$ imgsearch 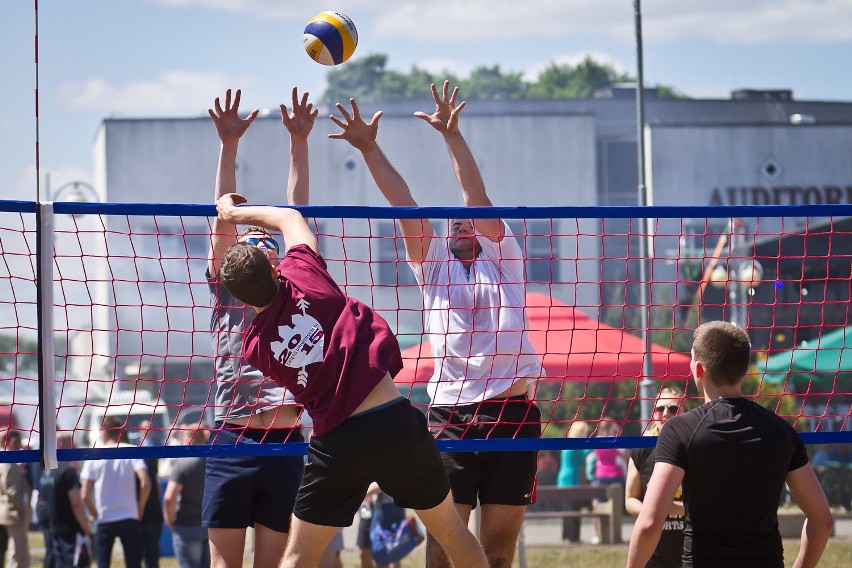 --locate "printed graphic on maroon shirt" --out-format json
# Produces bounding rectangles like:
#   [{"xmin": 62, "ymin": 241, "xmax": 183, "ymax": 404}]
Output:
[
  {"xmin": 269, "ymin": 300, "xmax": 325, "ymax": 388},
  {"xmin": 242, "ymin": 244, "xmax": 403, "ymax": 435}
]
